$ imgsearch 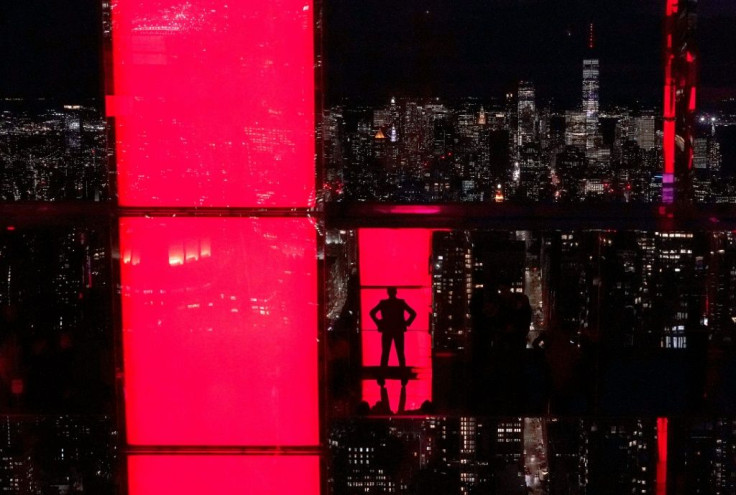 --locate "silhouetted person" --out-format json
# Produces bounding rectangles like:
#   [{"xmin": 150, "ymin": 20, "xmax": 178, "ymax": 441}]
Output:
[{"xmin": 370, "ymin": 287, "xmax": 416, "ymax": 385}]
